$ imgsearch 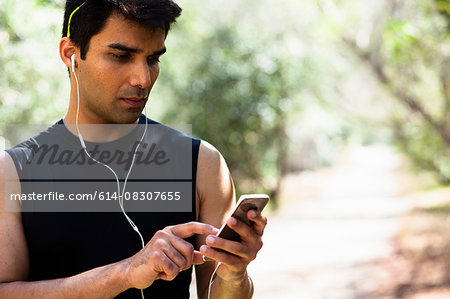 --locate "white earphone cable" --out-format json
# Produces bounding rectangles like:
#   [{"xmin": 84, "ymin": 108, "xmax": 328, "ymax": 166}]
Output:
[
  {"xmin": 72, "ymin": 56, "xmax": 146, "ymax": 298},
  {"xmin": 207, "ymin": 262, "xmax": 221, "ymax": 299}
]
